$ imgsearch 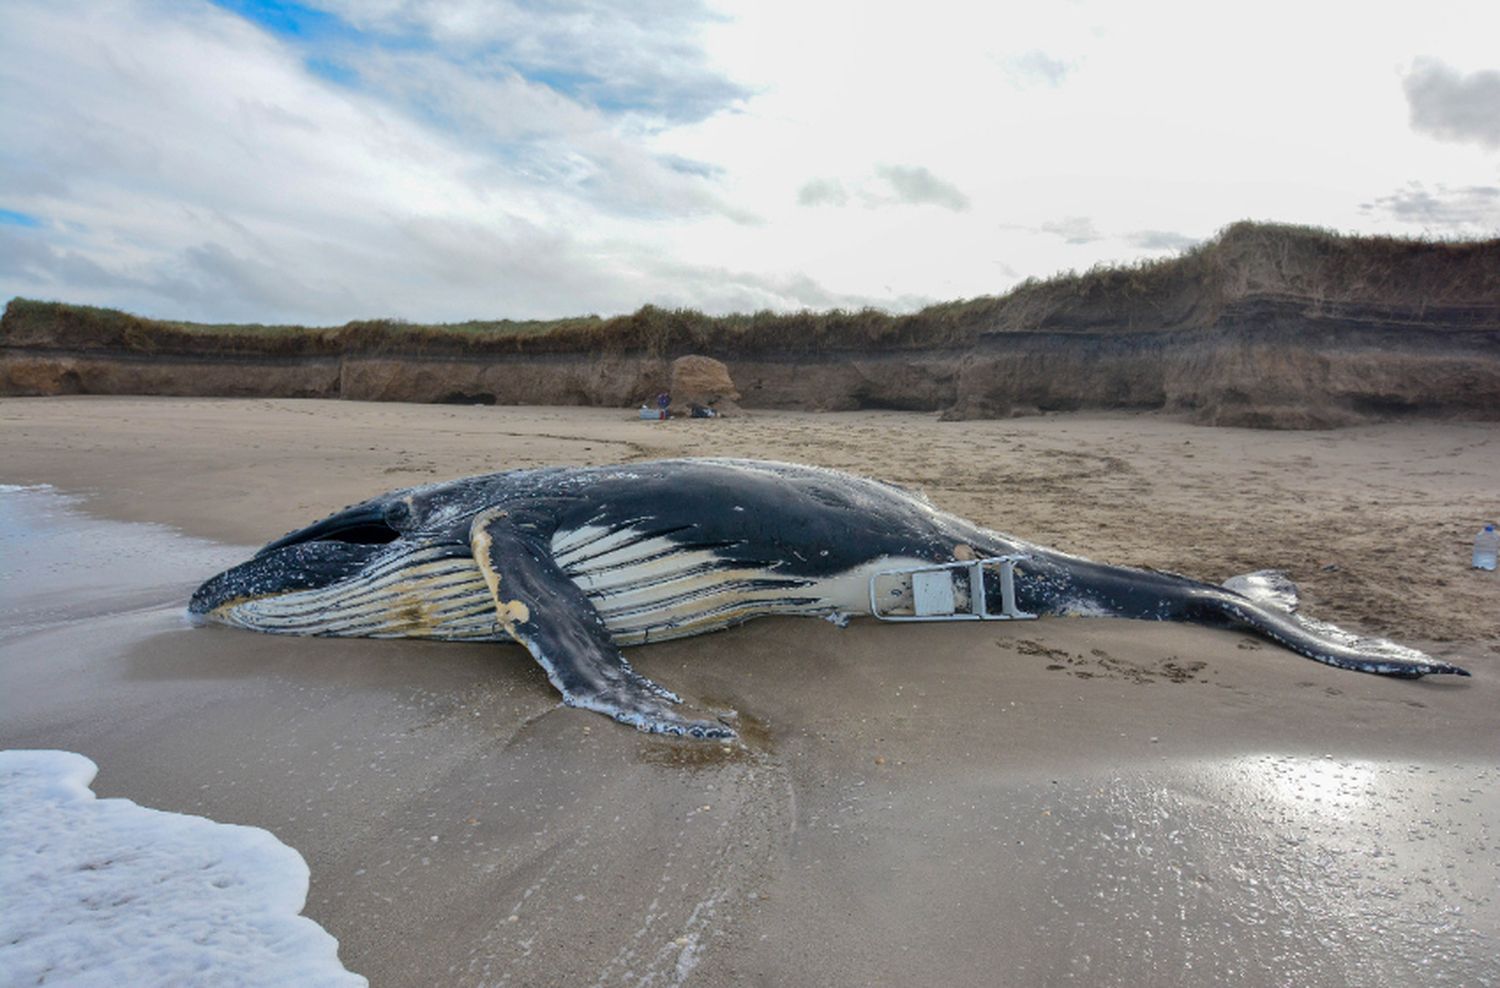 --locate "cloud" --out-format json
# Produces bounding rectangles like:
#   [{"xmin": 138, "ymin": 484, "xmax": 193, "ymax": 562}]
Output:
[
  {"xmin": 1403, "ymin": 58, "xmax": 1500, "ymax": 149},
  {"xmin": 797, "ymin": 178, "xmax": 849, "ymax": 207},
  {"xmin": 1127, "ymin": 229, "xmax": 1199, "ymax": 251},
  {"xmin": 873, "ymin": 165, "xmax": 969, "ymax": 211},
  {"xmin": 638, "ymin": 255, "xmax": 932, "ymax": 315},
  {"xmin": 1000, "ymin": 50, "xmax": 1073, "ymax": 88},
  {"xmin": 7, "ymin": 2, "xmax": 1498, "ymax": 327},
  {"xmin": 659, "ymin": 154, "xmax": 723, "ymax": 179},
  {"xmin": 0, "ymin": 227, "xmax": 135, "ymax": 293},
  {"xmin": 0, "ymin": 0, "xmax": 783, "ymax": 323},
  {"xmin": 0, "ymin": 221, "xmax": 360, "ymax": 323},
  {"xmin": 287, "ymin": 46, "xmax": 741, "ymax": 223},
  {"xmin": 796, "ymin": 167, "xmax": 968, "ymax": 211},
  {"xmin": 1039, "ymin": 217, "xmax": 1101, "ymax": 244},
  {"xmin": 304, "ymin": 0, "xmax": 749, "ymax": 124},
  {"xmin": 1, "ymin": 198, "xmax": 880, "ymax": 325},
  {"xmin": 1004, "ymin": 221, "xmax": 1196, "ymax": 252},
  {"xmin": 166, "ymin": 241, "xmax": 351, "ymax": 317},
  {"xmin": 1360, "ymin": 182, "xmax": 1500, "ymax": 230}
]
